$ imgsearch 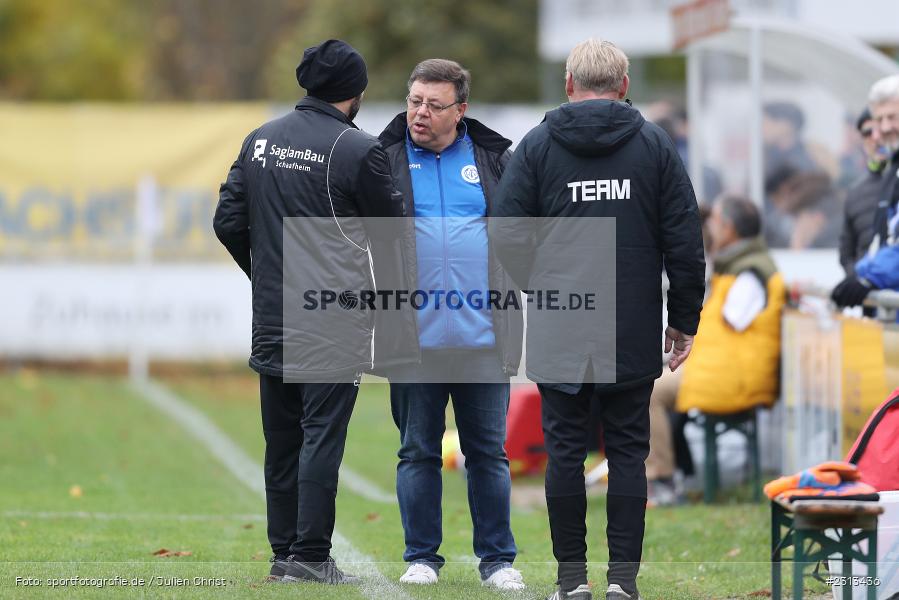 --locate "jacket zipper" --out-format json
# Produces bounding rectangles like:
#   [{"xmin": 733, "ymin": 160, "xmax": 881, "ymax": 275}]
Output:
[{"xmin": 436, "ymin": 152, "xmax": 453, "ymax": 346}]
